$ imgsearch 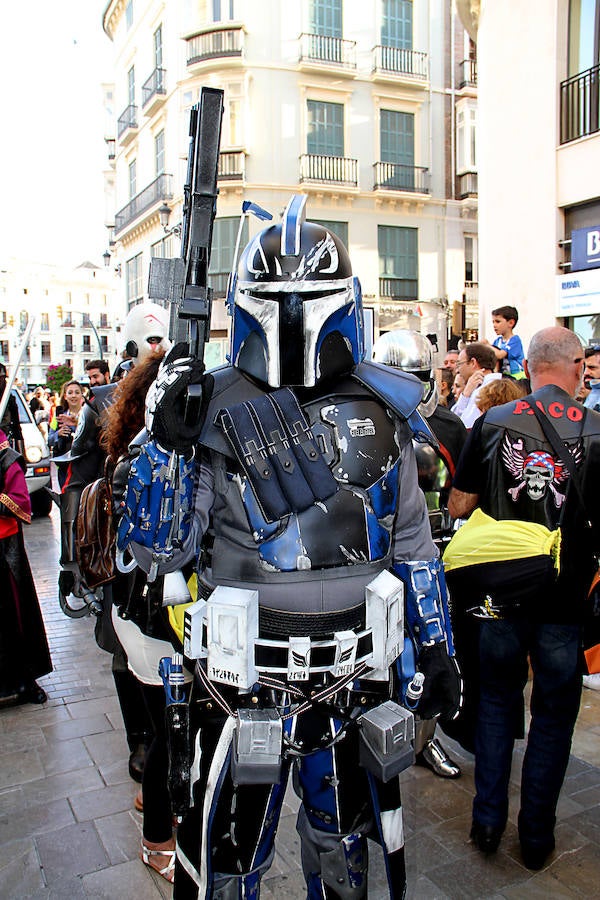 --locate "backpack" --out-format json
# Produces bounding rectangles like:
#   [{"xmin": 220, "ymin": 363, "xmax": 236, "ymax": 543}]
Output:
[{"xmin": 75, "ymin": 468, "xmax": 116, "ymax": 589}]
